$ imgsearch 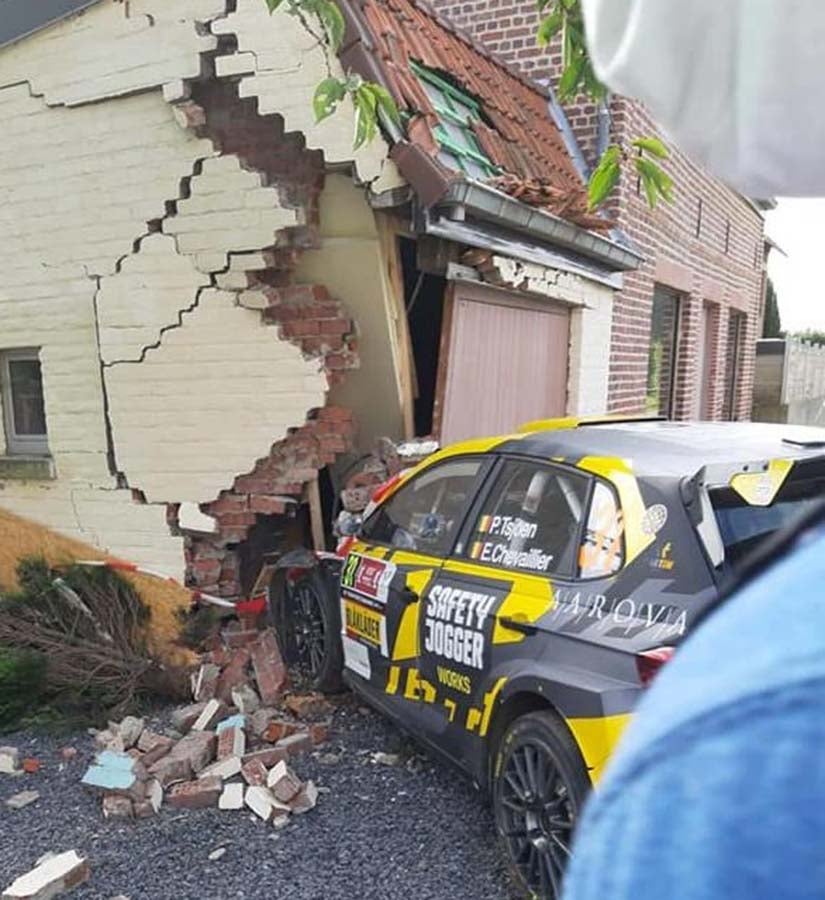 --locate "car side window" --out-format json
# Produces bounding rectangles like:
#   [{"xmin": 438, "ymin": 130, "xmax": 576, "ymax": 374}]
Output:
[
  {"xmin": 578, "ymin": 480, "xmax": 624, "ymax": 579},
  {"xmin": 360, "ymin": 457, "xmax": 484, "ymax": 557},
  {"xmin": 461, "ymin": 459, "xmax": 589, "ymax": 576}
]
